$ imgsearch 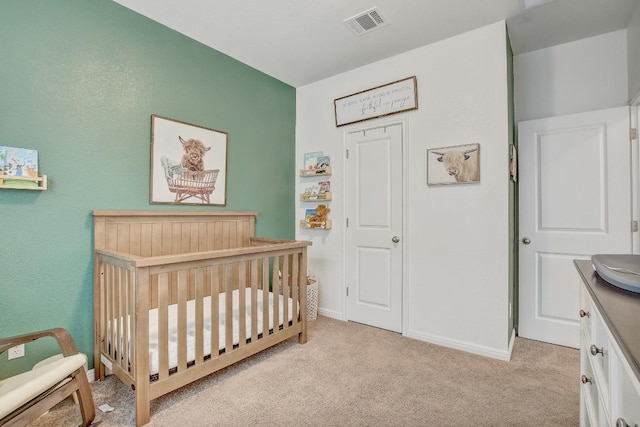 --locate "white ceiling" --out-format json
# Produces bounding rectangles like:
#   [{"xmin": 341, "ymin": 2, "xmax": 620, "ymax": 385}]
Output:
[{"xmin": 112, "ymin": 0, "xmax": 639, "ymax": 88}]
